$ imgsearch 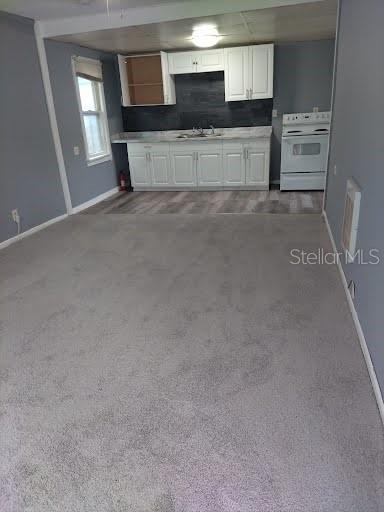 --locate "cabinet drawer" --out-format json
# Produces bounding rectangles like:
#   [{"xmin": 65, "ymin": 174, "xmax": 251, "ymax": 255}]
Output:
[{"xmin": 127, "ymin": 142, "xmax": 169, "ymax": 156}]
